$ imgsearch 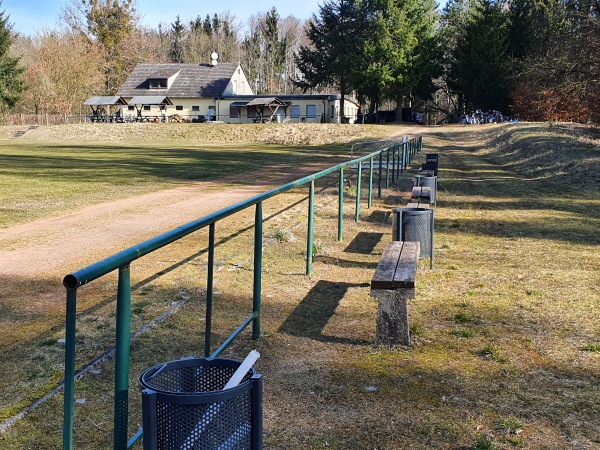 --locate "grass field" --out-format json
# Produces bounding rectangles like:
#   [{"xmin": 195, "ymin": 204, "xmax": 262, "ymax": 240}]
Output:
[
  {"xmin": 0, "ymin": 122, "xmax": 599, "ymax": 449},
  {"xmin": 0, "ymin": 141, "xmax": 340, "ymax": 228}
]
